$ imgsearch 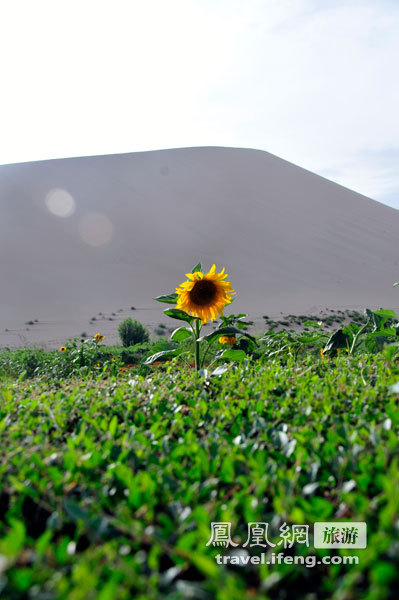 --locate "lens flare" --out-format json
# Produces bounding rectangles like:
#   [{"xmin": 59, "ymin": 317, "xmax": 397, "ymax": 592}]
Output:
[
  {"xmin": 45, "ymin": 188, "xmax": 75, "ymax": 217},
  {"xmin": 78, "ymin": 212, "xmax": 114, "ymax": 247}
]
